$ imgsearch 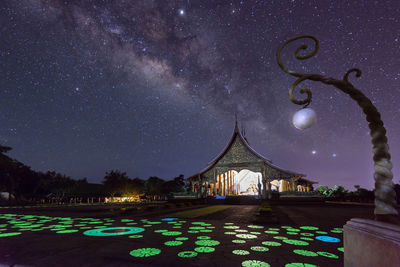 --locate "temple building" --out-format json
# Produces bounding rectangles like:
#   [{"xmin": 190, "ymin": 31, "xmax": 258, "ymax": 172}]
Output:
[{"xmin": 187, "ymin": 121, "xmax": 317, "ymax": 198}]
